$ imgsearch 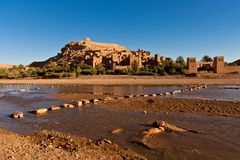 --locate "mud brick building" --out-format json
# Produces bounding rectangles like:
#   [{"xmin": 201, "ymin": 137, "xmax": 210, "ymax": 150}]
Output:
[{"xmin": 30, "ymin": 38, "xmax": 165, "ymax": 70}]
